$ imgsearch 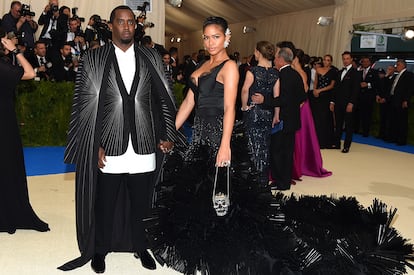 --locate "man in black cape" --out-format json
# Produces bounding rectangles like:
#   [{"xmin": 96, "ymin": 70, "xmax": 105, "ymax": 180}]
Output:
[{"xmin": 58, "ymin": 5, "xmax": 184, "ymax": 273}]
